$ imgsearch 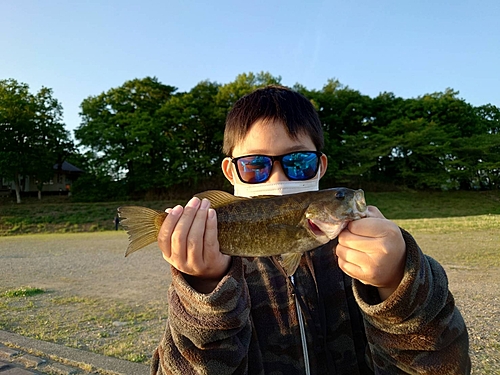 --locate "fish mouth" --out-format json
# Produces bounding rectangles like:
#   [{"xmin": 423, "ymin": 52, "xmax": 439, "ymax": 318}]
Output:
[
  {"xmin": 308, "ymin": 218, "xmax": 349, "ymax": 240},
  {"xmin": 308, "ymin": 219, "xmax": 326, "ymax": 236}
]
